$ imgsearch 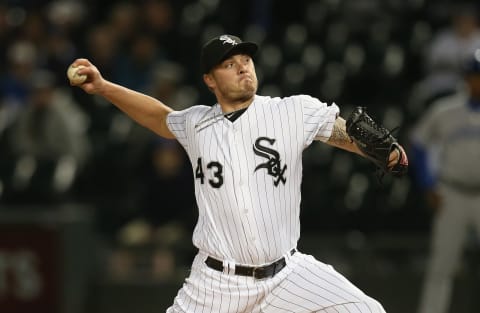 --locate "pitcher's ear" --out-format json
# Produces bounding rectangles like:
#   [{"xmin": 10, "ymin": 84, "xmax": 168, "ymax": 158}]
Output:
[{"xmin": 203, "ymin": 73, "xmax": 215, "ymax": 89}]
